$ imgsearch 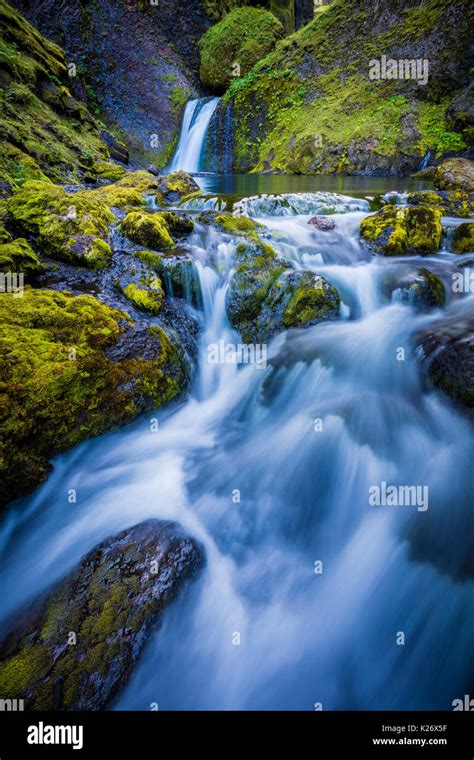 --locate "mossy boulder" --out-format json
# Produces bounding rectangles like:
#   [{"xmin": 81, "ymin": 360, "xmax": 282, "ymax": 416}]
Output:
[
  {"xmin": 0, "ymin": 520, "xmax": 204, "ymax": 709},
  {"xmin": 360, "ymin": 206, "xmax": 442, "ymax": 256},
  {"xmin": 382, "ymin": 267, "xmax": 445, "ymax": 311},
  {"xmin": 451, "ymin": 222, "xmax": 474, "ymax": 254},
  {"xmin": 434, "ymin": 158, "xmax": 474, "ymax": 193},
  {"xmin": 226, "ymin": 239, "xmax": 286, "ymax": 342},
  {"xmin": 199, "ymin": 7, "xmax": 283, "ymax": 92},
  {"xmin": 135, "ymin": 251, "xmax": 201, "ymax": 307},
  {"xmin": 156, "ymin": 171, "xmax": 200, "ymax": 206},
  {"xmin": 7, "ymin": 181, "xmax": 115, "ymax": 269},
  {"xmin": 158, "ymin": 210, "xmax": 194, "ymax": 237},
  {"xmin": 120, "ymin": 210, "xmax": 174, "ymax": 251},
  {"xmin": 406, "ymin": 190, "xmax": 474, "ymax": 219},
  {"xmin": 0, "ymin": 288, "xmax": 186, "ymax": 505},
  {"xmin": 226, "ymin": 239, "xmax": 340, "ymax": 342},
  {"xmin": 0, "ymin": 237, "xmax": 43, "ymax": 275}
]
